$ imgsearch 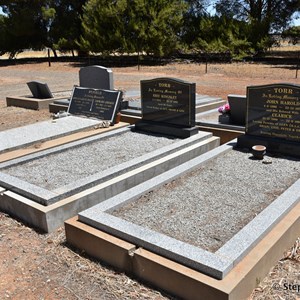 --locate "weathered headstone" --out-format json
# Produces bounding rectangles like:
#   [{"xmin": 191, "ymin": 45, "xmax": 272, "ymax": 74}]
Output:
[
  {"xmin": 68, "ymin": 86, "xmax": 122, "ymax": 124},
  {"xmin": 237, "ymin": 83, "xmax": 300, "ymax": 156},
  {"xmin": 79, "ymin": 65, "xmax": 114, "ymax": 90},
  {"xmin": 27, "ymin": 81, "xmax": 53, "ymax": 99},
  {"xmin": 135, "ymin": 77, "xmax": 198, "ymax": 138}
]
